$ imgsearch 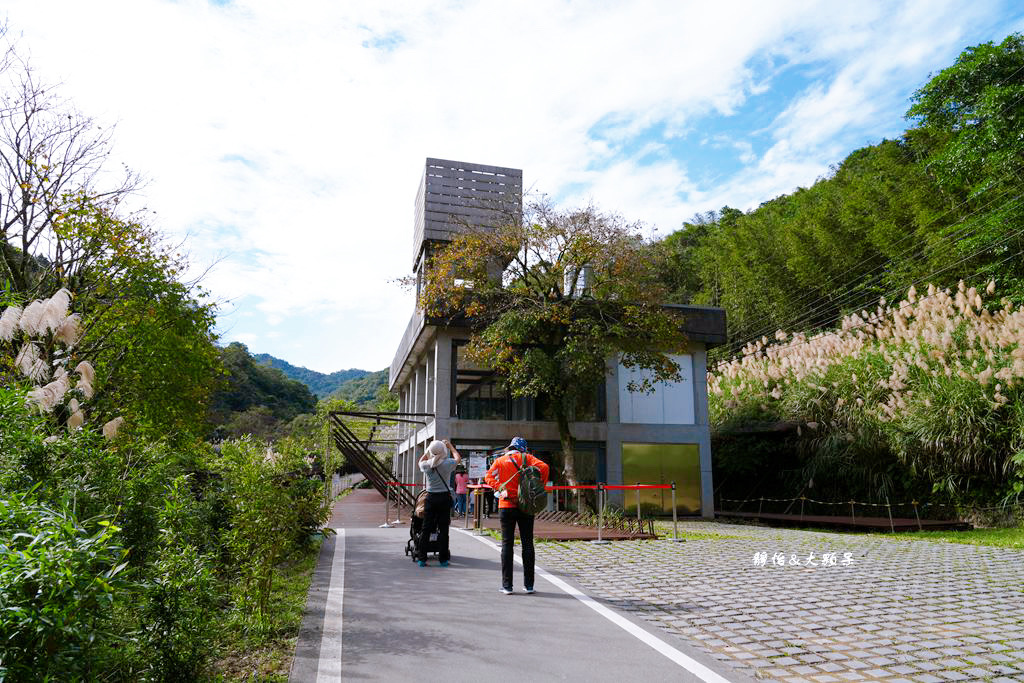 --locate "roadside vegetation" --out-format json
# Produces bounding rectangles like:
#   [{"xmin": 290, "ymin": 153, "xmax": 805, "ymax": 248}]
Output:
[
  {"xmin": 0, "ymin": 29, "xmax": 381, "ymax": 680},
  {"xmin": 652, "ymin": 34, "xmax": 1024, "ymax": 519}
]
